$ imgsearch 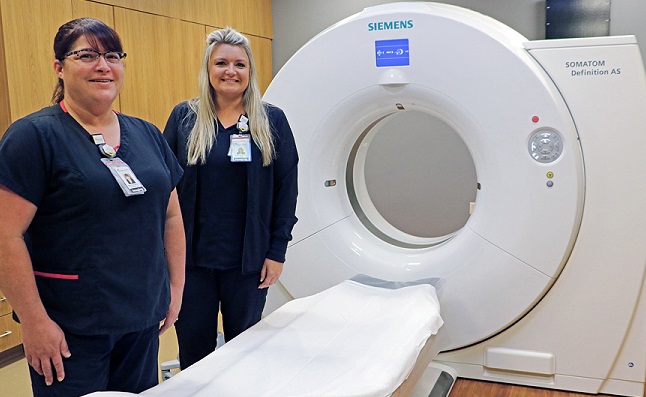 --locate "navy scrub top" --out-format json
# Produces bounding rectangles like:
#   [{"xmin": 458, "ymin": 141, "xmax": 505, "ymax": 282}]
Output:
[
  {"xmin": 194, "ymin": 120, "xmax": 247, "ymax": 270},
  {"xmin": 164, "ymin": 101, "xmax": 299, "ymax": 274},
  {"xmin": 0, "ymin": 104, "xmax": 183, "ymax": 335}
]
